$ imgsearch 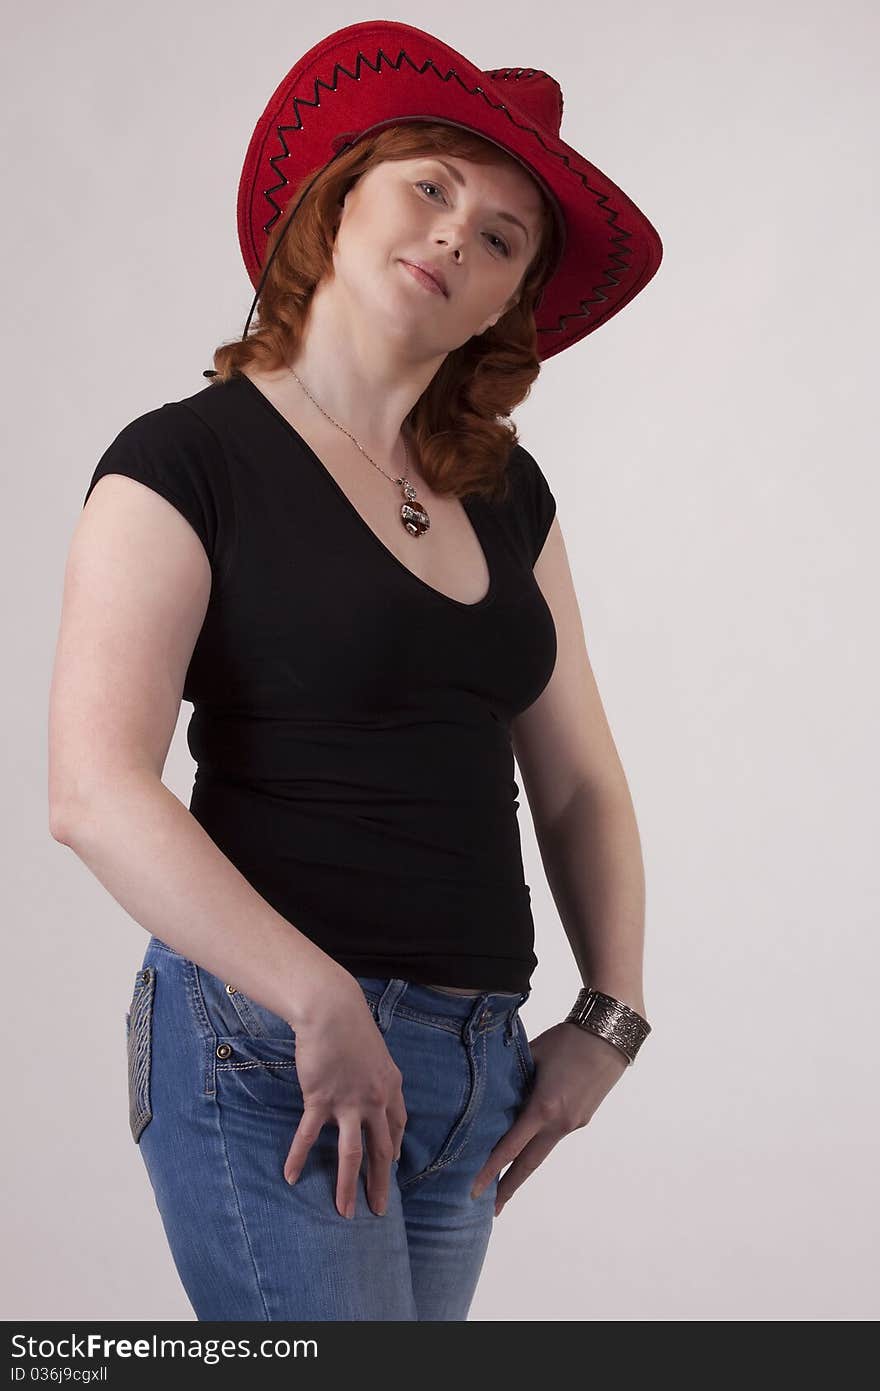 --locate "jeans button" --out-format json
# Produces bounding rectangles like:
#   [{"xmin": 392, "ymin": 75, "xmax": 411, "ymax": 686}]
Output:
[{"xmin": 216, "ymin": 1043, "xmax": 233, "ymax": 1059}]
